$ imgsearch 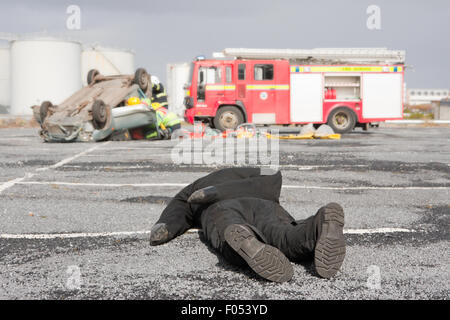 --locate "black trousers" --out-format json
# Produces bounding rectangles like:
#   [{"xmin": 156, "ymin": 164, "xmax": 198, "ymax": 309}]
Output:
[
  {"xmin": 153, "ymin": 168, "xmax": 322, "ymax": 264},
  {"xmin": 201, "ymin": 197, "xmax": 323, "ymax": 265}
]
